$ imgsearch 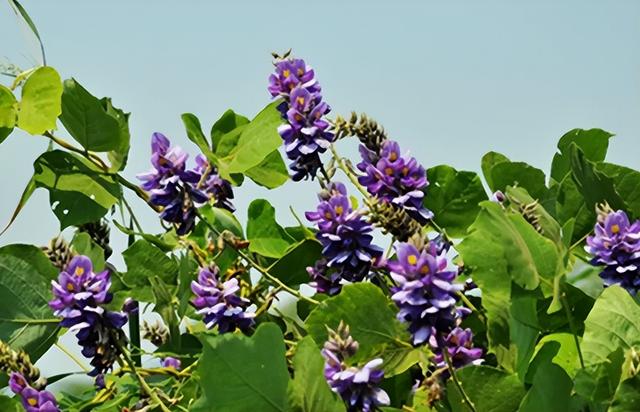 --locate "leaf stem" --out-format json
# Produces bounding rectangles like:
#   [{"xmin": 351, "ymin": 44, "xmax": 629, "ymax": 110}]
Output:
[
  {"xmin": 438, "ymin": 334, "xmax": 477, "ymax": 412},
  {"xmin": 560, "ymin": 290, "xmax": 585, "ymax": 369},
  {"xmin": 55, "ymin": 342, "xmax": 89, "ymax": 373},
  {"xmin": 329, "ymin": 144, "xmax": 369, "ymax": 198}
]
